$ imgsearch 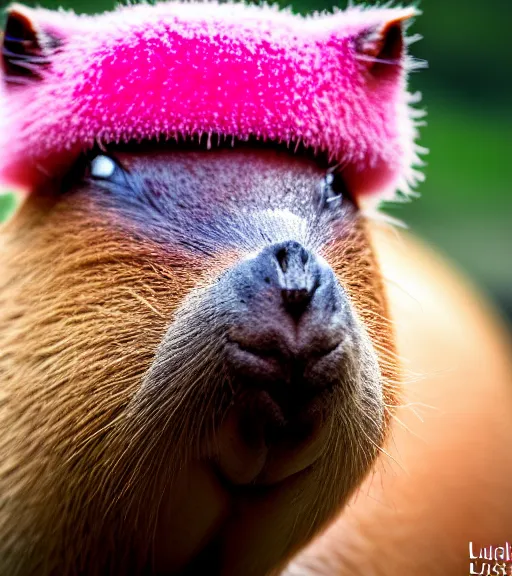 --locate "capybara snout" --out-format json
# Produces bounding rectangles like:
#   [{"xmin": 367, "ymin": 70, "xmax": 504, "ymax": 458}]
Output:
[
  {"xmin": 215, "ymin": 239, "xmax": 357, "ymax": 479},
  {"xmin": 213, "ymin": 241, "xmax": 377, "ymax": 495}
]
